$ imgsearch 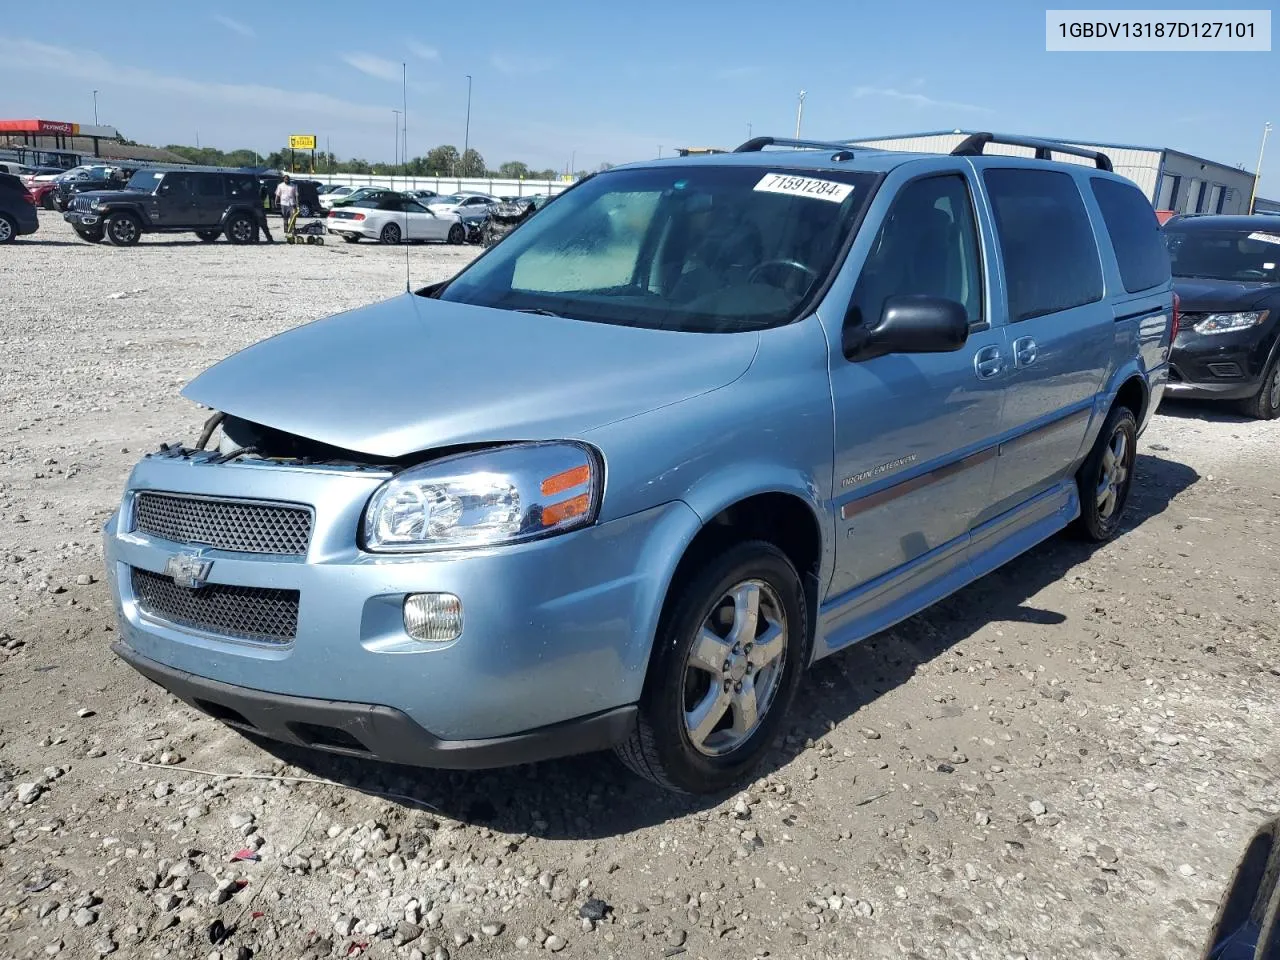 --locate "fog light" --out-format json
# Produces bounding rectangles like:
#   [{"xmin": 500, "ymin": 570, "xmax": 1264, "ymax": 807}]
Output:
[{"xmin": 403, "ymin": 593, "xmax": 463, "ymax": 642}]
